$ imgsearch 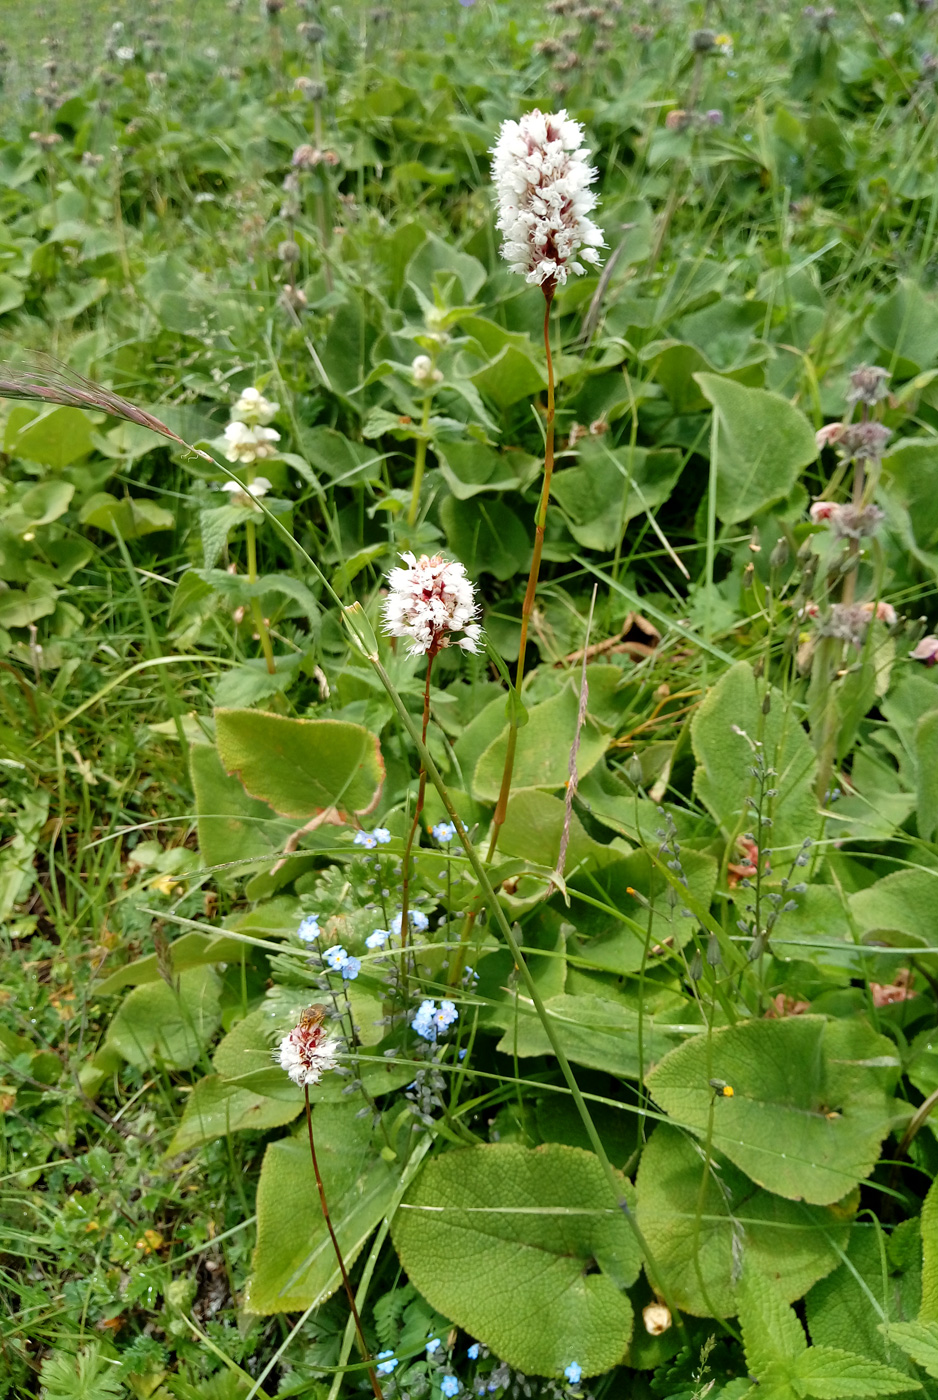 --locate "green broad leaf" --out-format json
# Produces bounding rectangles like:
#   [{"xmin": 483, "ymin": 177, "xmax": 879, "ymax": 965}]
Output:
[
  {"xmin": 550, "ymin": 440, "xmax": 683, "ymax": 551},
  {"xmin": 213, "ymin": 655, "xmax": 304, "ymax": 709},
  {"xmin": 297, "ymin": 426, "xmax": 383, "ymax": 484},
  {"xmin": 246, "ymin": 1104, "xmax": 400, "ymax": 1314},
  {"xmin": 199, "ymin": 504, "xmax": 251, "ymax": 569},
  {"xmin": 646, "ymin": 1016, "xmax": 903, "ymax": 1205},
  {"xmin": 214, "ymin": 709, "xmax": 384, "ymax": 821},
  {"xmin": 791, "ymin": 1347, "xmax": 919, "ymax": 1397},
  {"xmin": 193, "ymin": 570, "xmax": 318, "ymax": 626},
  {"xmin": 806, "ymin": 1223, "xmax": 921, "ymax": 1369},
  {"xmin": 106, "ymin": 966, "xmax": 221, "ymax": 1071},
  {"xmin": 494, "ymin": 992, "xmax": 679, "ymax": 1079},
  {"xmin": 6, "ymin": 405, "xmax": 96, "ymax": 467},
  {"xmin": 921, "ymin": 1176, "xmax": 938, "ymax": 1324},
  {"xmin": 190, "ymin": 742, "xmax": 291, "ymax": 876},
  {"xmin": 167, "ymin": 1074, "xmax": 303, "ymax": 1154},
  {"xmin": 634, "ymin": 1124, "xmax": 854, "ymax": 1318},
  {"xmin": 436, "ymin": 439, "xmax": 536, "ymax": 500},
  {"xmin": 850, "ymin": 870, "xmax": 938, "ymax": 957},
  {"xmin": 882, "ymin": 440, "xmax": 938, "ymax": 558},
  {"xmin": 868, "ymin": 281, "xmax": 938, "ymax": 377},
  {"xmin": 469, "ymin": 344, "xmax": 547, "ymax": 409},
  {"xmin": 497, "ymin": 789, "xmax": 610, "ymax": 873},
  {"xmin": 737, "ymin": 1269, "xmax": 807, "ymax": 1376},
  {"xmin": 79, "ymin": 492, "xmax": 175, "ymax": 539},
  {"xmin": 568, "ymin": 845, "xmax": 717, "ymax": 975},
  {"xmin": 882, "ymin": 1322, "xmax": 938, "ymax": 1378},
  {"xmin": 94, "ymin": 930, "xmax": 249, "ymax": 995},
  {"xmin": 391, "ymin": 1142, "xmax": 640, "ymax": 1377},
  {"xmin": 0, "ymin": 272, "xmax": 24, "ymax": 315},
  {"xmin": 3, "ymin": 478, "xmax": 74, "ymax": 532},
  {"xmin": 695, "ymin": 374, "xmax": 818, "ymax": 523},
  {"xmin": 0, "ymin": 582, "xmax": 58, "ymax": 629},
  {"xmin": 440, "ymin": 492, "xmax": 531, "ymax": 581},
  {"xmin": 332, "ymin": 542, "xmax": 387, "ymax": 592},
  {"xmin": 691, "ymin": 660, "xmax": 819, "ymax": 852},
  {"xmin": 473, "ymin": 682, "xmax": 610, "ymax": 802},
  {"xmin": 916, "ymin": 712, "xmax": 938, "ymax": 842},
  {"xmin": 406, "ymin": 231, "xmax": 487, "ymax": 302}
]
